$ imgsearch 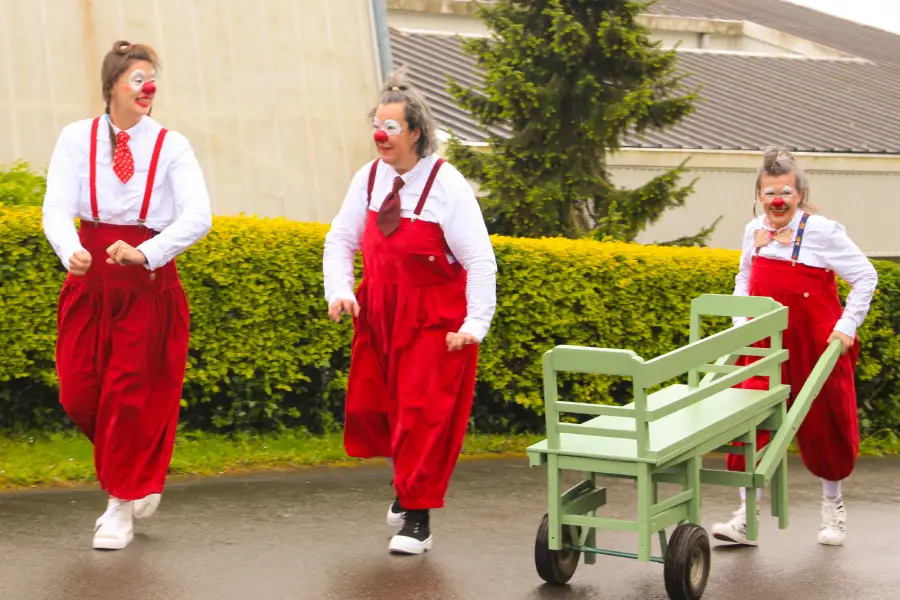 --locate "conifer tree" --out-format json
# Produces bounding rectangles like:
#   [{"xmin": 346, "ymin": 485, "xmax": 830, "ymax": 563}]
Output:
[{"xmin": 446, "ymin": 0, "xmax": 719, "ymax": 244}]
